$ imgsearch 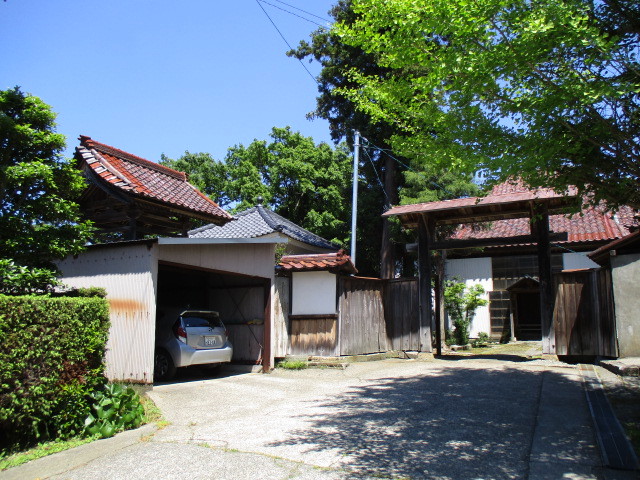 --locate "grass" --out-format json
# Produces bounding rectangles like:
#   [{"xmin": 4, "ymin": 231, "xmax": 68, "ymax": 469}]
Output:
[
  {"xmin": 0, "ymin": 391, "xmax": 166, "ymax": 471},
  {"xmin": 0, "ymin": 436, "xmax": 97, "ymax": 471},
  {"xmin": 276, "ymin": 360, "xmax": 308, "ymax": 370}
]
